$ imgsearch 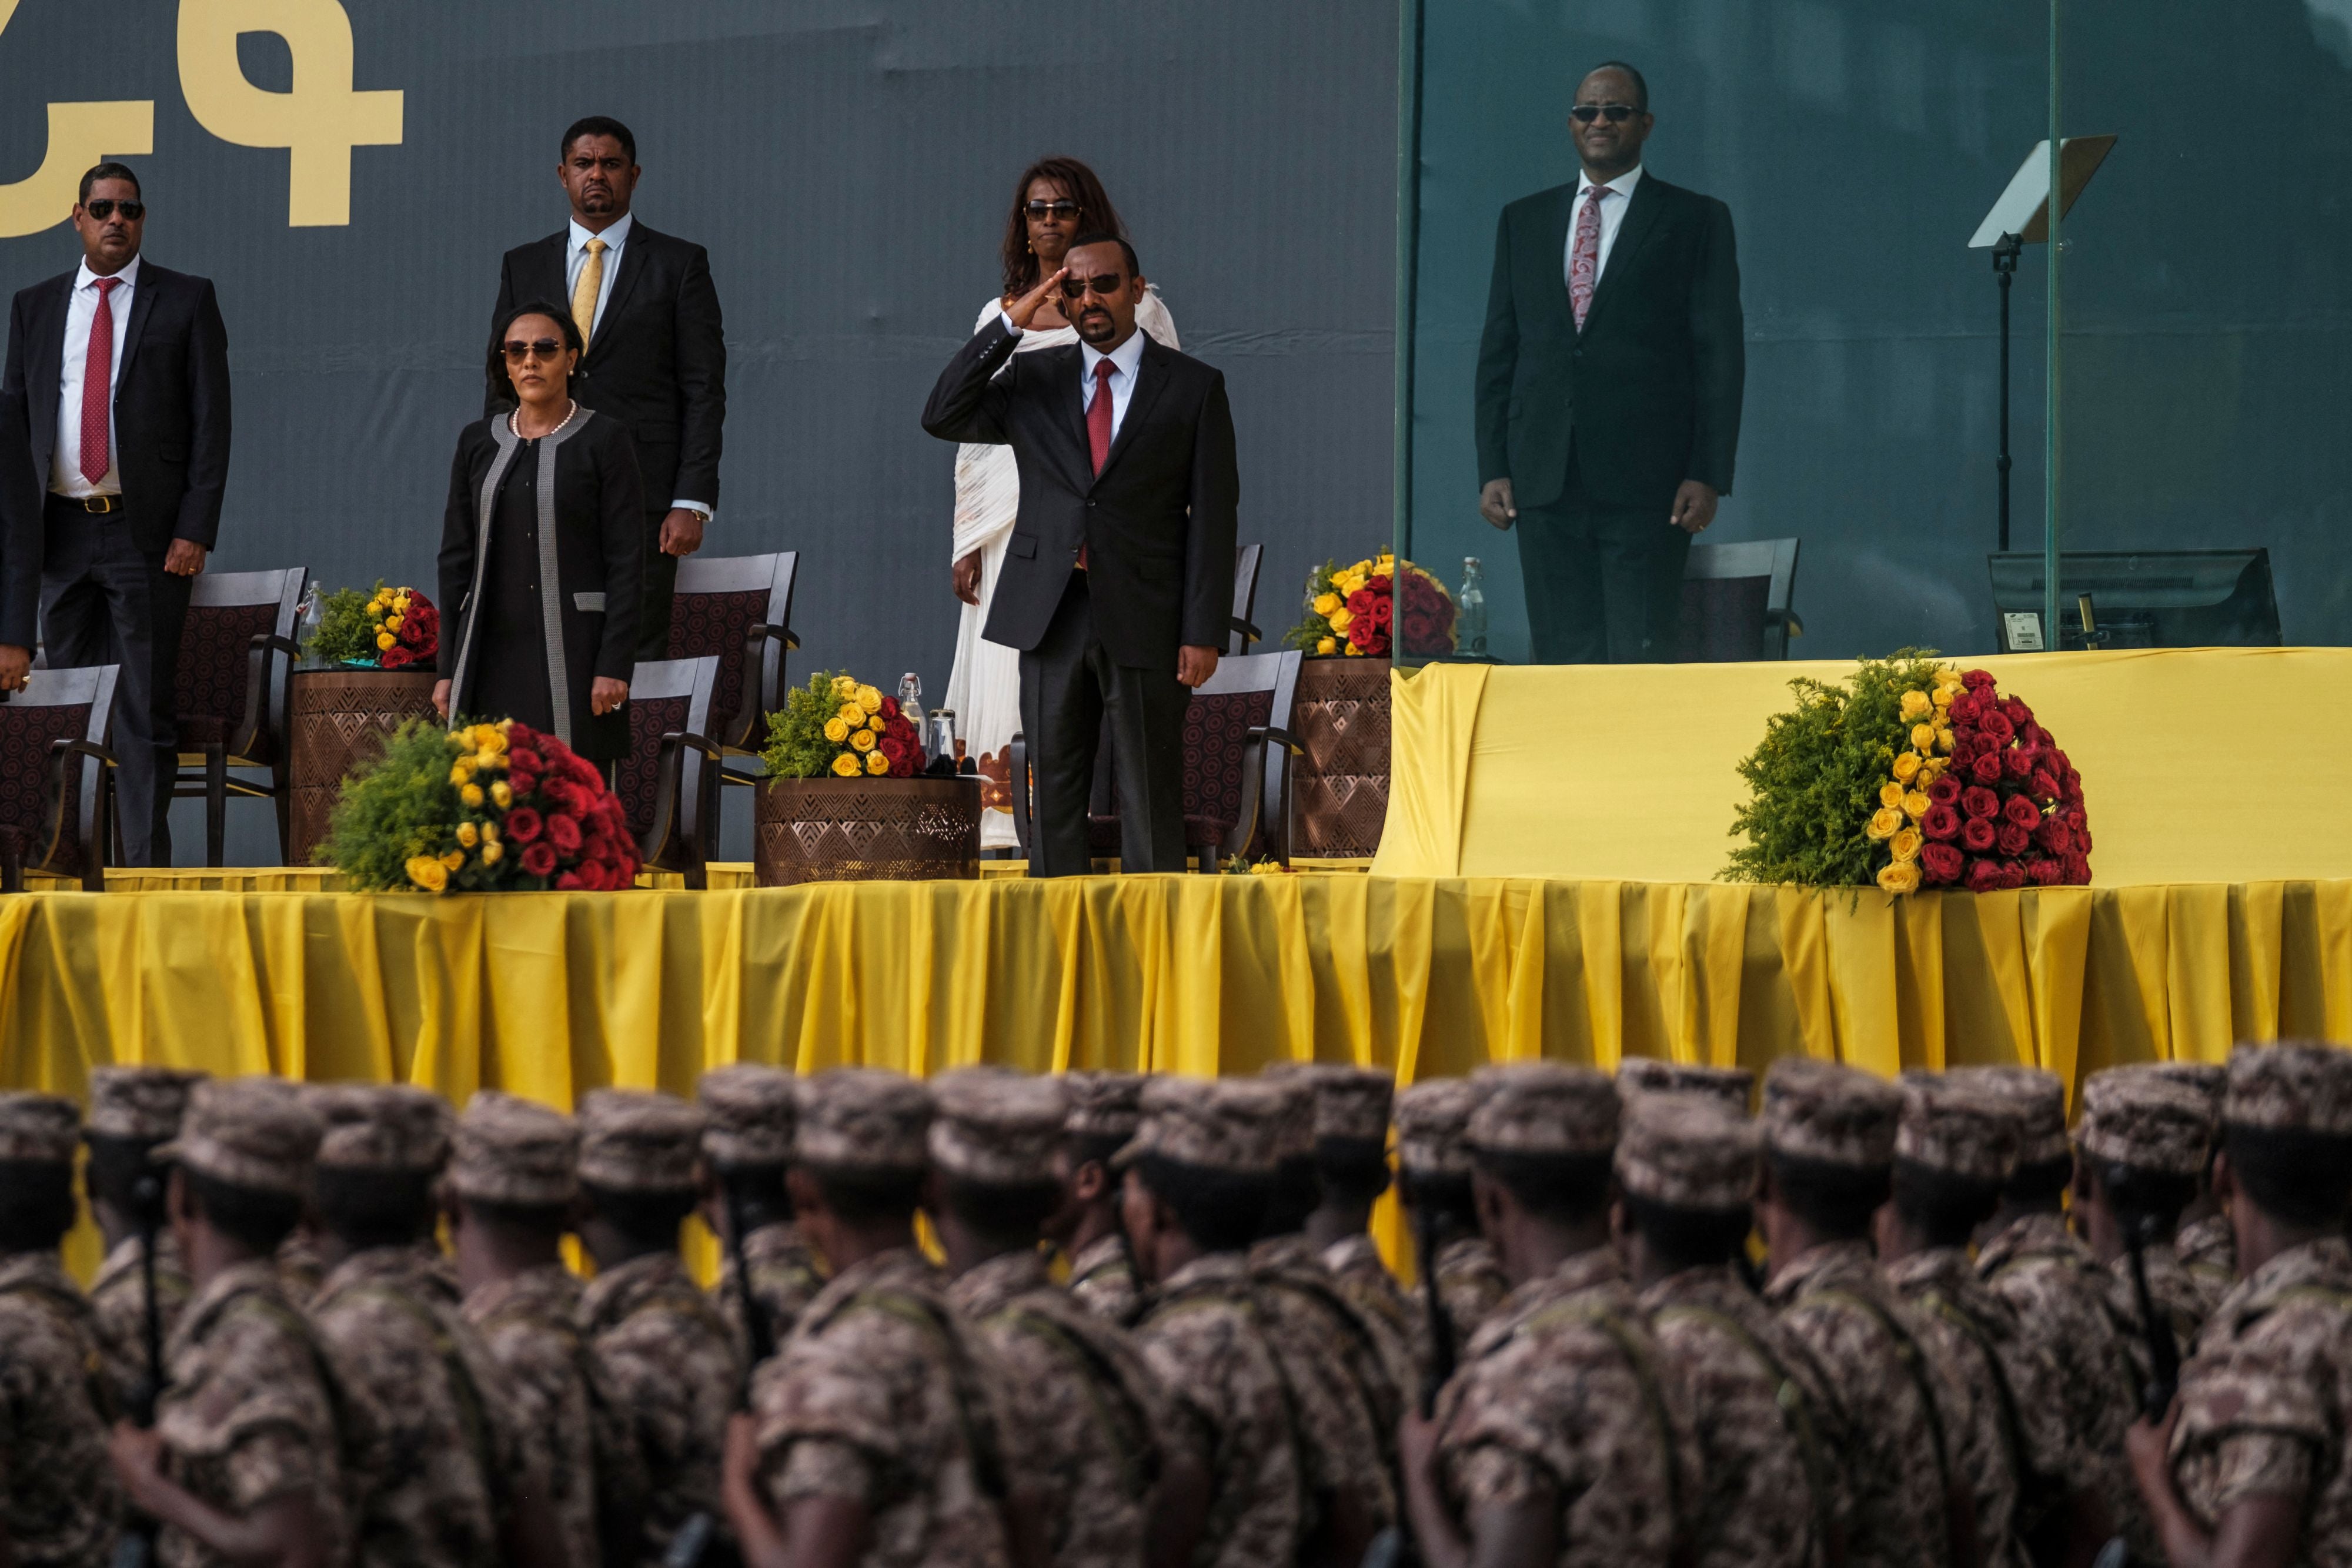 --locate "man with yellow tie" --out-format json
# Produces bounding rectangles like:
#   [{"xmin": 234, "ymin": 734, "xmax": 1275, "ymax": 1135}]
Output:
[{"xmin": 486, "ymin": 116, "xmax": 727, "ymax": 658}]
